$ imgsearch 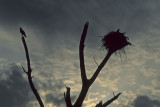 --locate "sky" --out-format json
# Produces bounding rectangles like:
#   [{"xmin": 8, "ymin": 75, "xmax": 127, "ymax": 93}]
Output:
[{"xmin": 0, "ymin": 0, "xmax": 160, "ymax": 107}]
